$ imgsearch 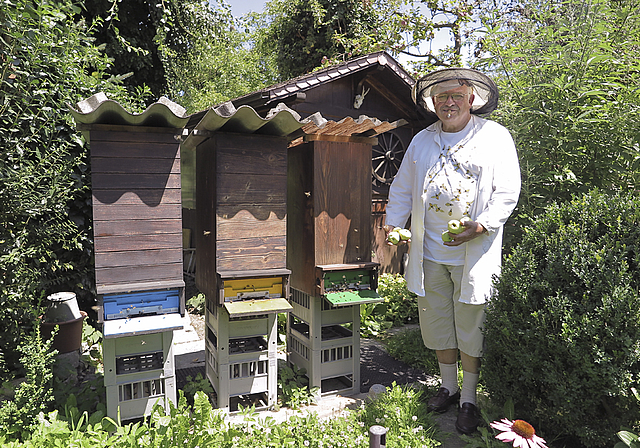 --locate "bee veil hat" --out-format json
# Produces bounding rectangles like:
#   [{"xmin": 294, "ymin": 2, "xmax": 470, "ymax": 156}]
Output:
[{"xmin": 412, "ymin": 67, "xmax": 499, "ymax": 115}]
